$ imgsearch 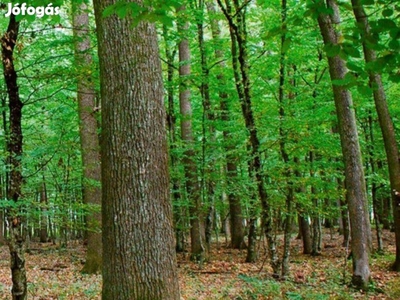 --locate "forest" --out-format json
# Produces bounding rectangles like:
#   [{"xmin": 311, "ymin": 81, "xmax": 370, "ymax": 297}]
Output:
[{"xmin": 0, "ymin": 0, "xmax": 399, "ymax": 299}]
